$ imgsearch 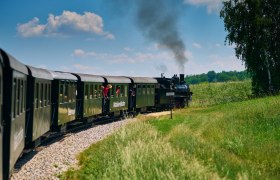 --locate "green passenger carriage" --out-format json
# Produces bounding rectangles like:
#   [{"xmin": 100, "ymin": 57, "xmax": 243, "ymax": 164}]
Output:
[
  {"xmin": 1, "ymin": 49, "xmax": 28, "ymax": 180},
  {"xmin": 102, "ymin": 76, "xmax": 130, "ymax": 116},
  {"xmin": 127, "ymin": 77, "xmax": 157, "ymax": 112},
  {"xmin": 48, "ymin": 71, "xmax": 77, "ymax": 130},
  {"xmin": 73, "ymin": 73, "xmax": 104, "ymax": 120},
  {"xmin": 25, "ymin": 66, "xmax": 53, "ymax": 147}
]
